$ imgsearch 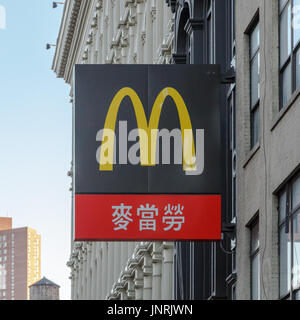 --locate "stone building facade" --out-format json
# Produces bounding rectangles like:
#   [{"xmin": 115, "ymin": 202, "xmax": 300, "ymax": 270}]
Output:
[
  {"xmin": 53, "ymin": 0, "xmax": 176, "ymax": 300},
  {"xmin": 53, "ymin": 0, "xmax": 300, "ymax": 300}
]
